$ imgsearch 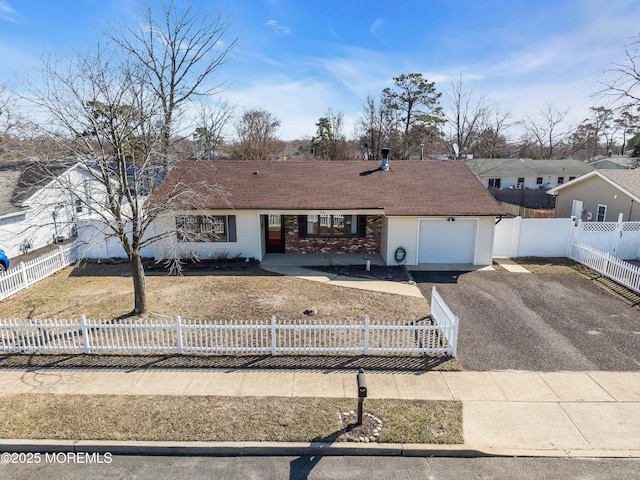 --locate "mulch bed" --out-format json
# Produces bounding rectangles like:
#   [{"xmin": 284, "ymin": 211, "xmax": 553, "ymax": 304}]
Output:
[{"xmin": 308, "ymin": 265, "xmax": 413, "ymax": 283}]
